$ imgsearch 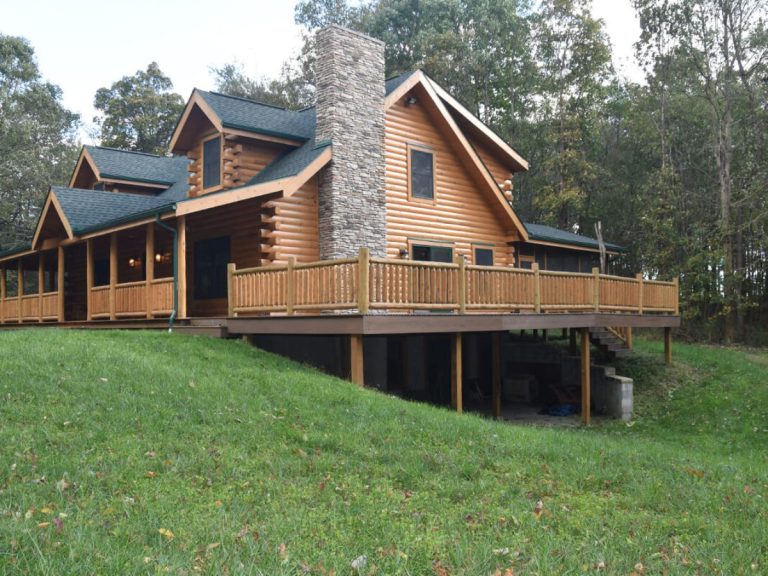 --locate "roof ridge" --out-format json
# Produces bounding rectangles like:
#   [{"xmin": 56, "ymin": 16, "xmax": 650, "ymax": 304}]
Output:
[
  {"xmin": 86, "ymin": 145, "xmax": 174, "ymax": 159},
  {"xmin": 52, "ymin": 185, "xmax": 169, "ymax": 201},
  {"xmin": 203, "ymin": 89, "xmax": 293, "ymax": 111}
]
